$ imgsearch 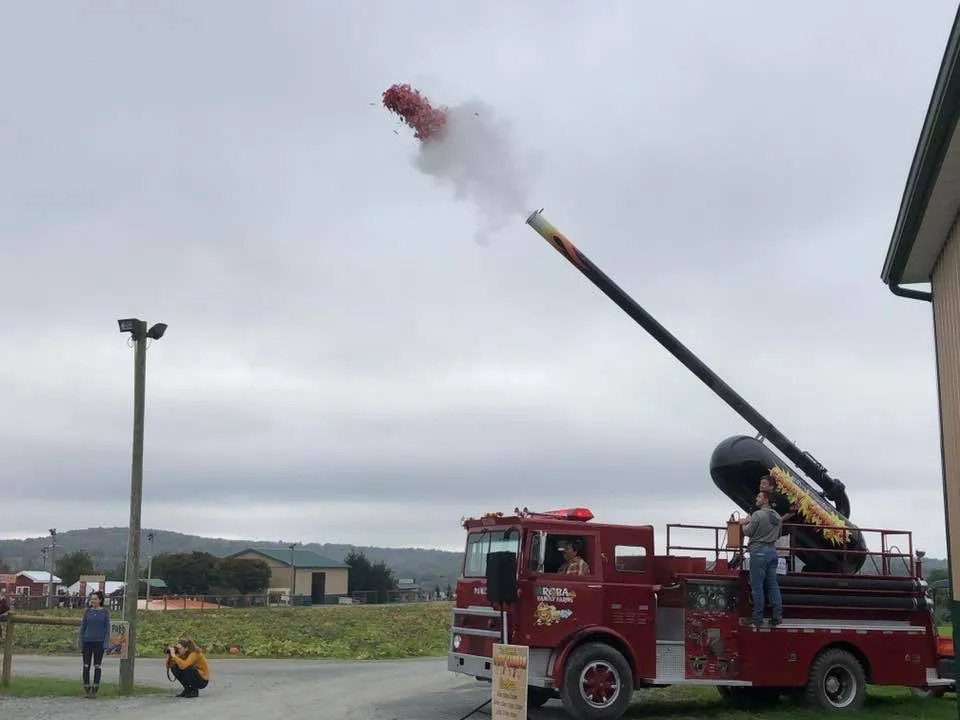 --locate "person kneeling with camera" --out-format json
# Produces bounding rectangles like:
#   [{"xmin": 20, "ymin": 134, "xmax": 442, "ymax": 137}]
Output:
[{"xmin": 165, "ymin": 638, "xmax": 210, "ymax": 698}]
